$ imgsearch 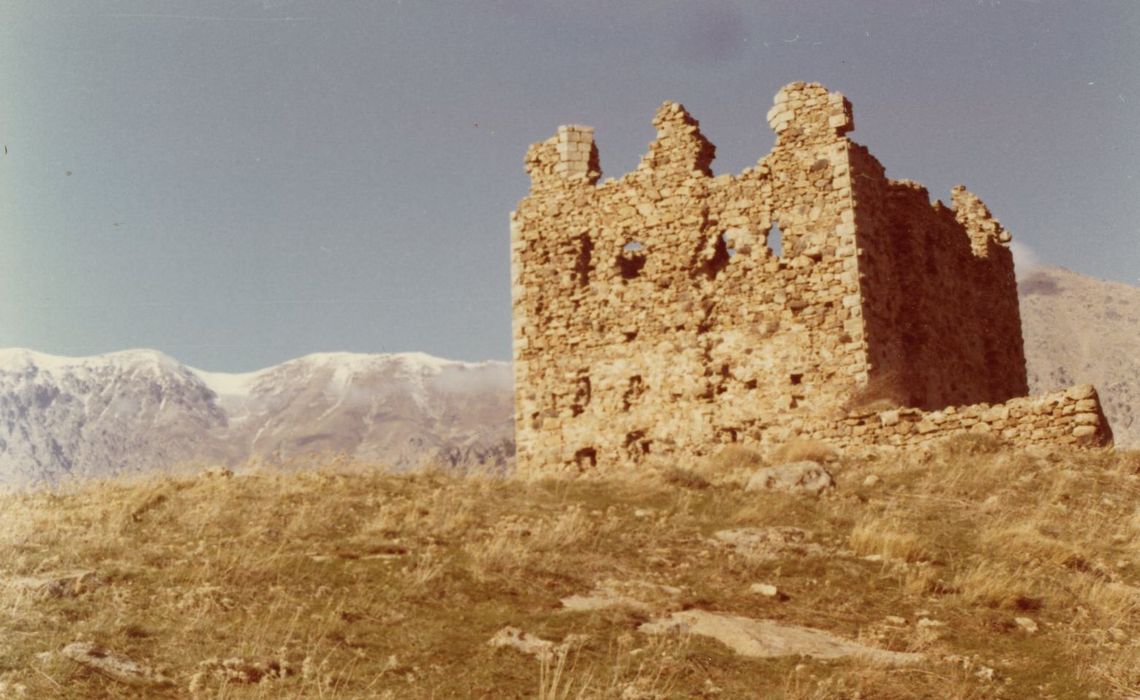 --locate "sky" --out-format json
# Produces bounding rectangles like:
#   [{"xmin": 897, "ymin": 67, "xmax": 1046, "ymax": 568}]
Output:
[{"xmin": 0, "ymin": 1, "xmax": 1136, "ymax": 371}]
